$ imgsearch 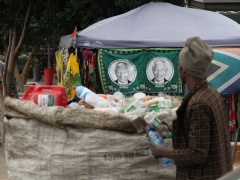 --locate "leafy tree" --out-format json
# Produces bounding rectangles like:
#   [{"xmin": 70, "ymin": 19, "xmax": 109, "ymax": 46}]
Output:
[{"xmin": 0, "ymin": 0, "xmax": 185, "ymax": 96}]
